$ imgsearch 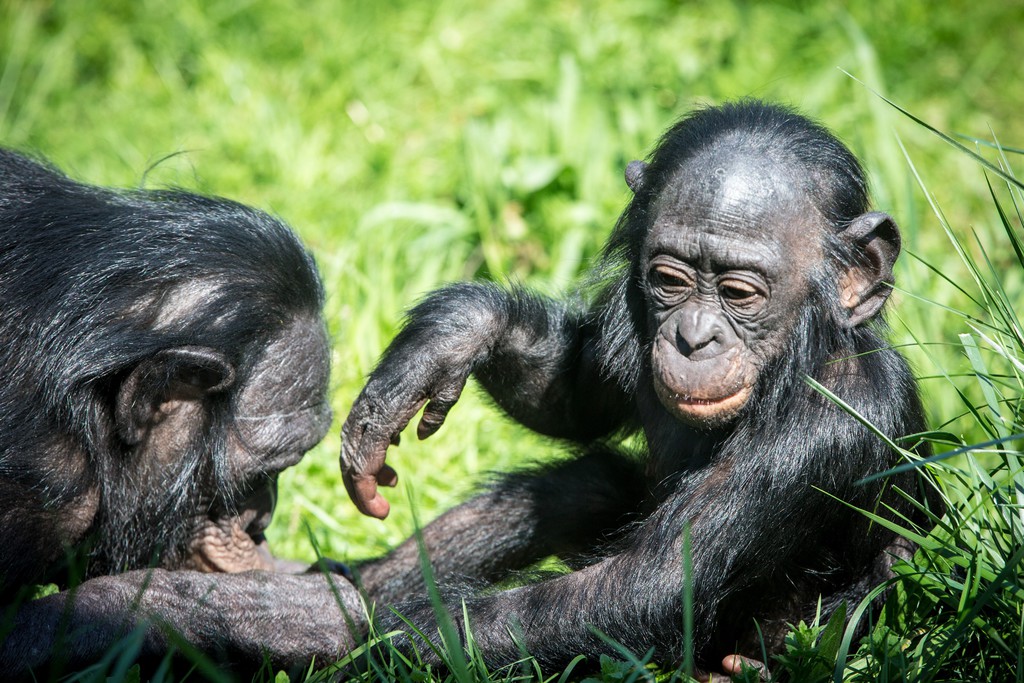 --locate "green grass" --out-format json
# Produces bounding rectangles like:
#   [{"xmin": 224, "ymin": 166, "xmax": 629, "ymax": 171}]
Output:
[{"xmin": 1, "ymin": 1, "xmax": 1023, "ymax": 680}]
